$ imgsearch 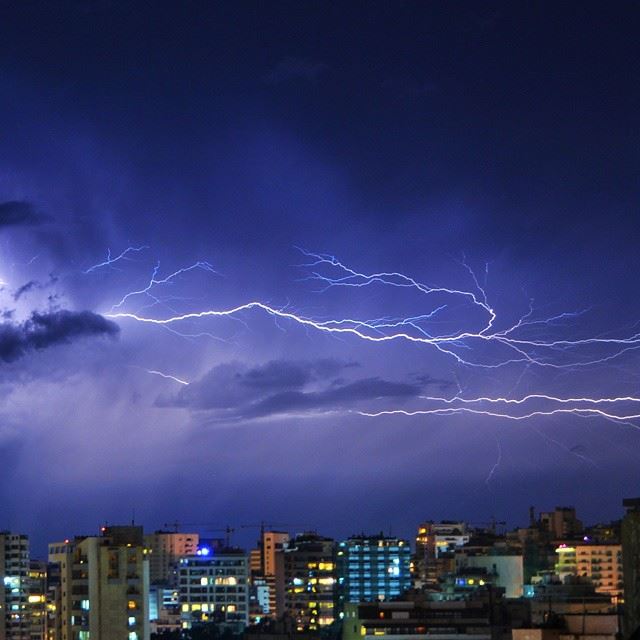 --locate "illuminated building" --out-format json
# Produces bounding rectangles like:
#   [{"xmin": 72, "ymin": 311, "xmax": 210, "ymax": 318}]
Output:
[
  {"xmin": 455, "ymin": 551, "xmax": 524, "ymax": 598},
  {"xmin": 143, "ymin": 531, "xmax": 199, "ymax": 586},
  {"xmin": 337, "ymin": 535, "xmax": 411, "ymax": 604},
  {"xmin": 27, "ymin": 560, "xmax": 47, "ymax": 640},
  {"xmin": 283, "ymin": 533, "xmax": 336, "ymax": 630},
  {"xmin": 148, "ymin": 586, "xmax": 180, "ymax": 635},
  {"xmin": 262, "ymin": 532, "xmax": 289, "ymax": 578},
  {"xmin": 622, "ymin": 497, "xmax": 640, "ymax": 639},
  {"xmin": 575, "ymin": 544, "xmax": 623, "ymax": 601},
  {"xmin": 554, "ymin": 544, "xmax": 577, "ymax": 581},
  {"xmin": 249, "ymin": 531, "xmax": 289, "ymax": 619},
  {"xmin": 177, "ymin": 548, "xmax": 249, "ymax": 633},
  {"xmin": 415, "ymin": 522, "xmax": 470, "ymax": 587},
  {"xmin": 0, "ymin": 532, "xmax": 30, "ymax": 640},
  {"xmin": 47, "ymin": 525, "xmax": 150, "ymax": 640}
]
